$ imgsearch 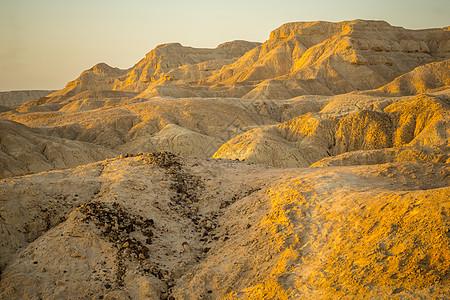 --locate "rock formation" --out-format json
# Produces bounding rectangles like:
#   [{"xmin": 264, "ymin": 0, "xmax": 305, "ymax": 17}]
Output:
[
  {"xmin": 1, "ymin": 19, "xmax": 450, "ymax": 299},
  {"xmin": 40, "ymin": 63, "xmax": 130, "ymax": 103},
  {"xmin": 209, "ymin": 20, "xmax": 450, "ymax": 98},
  {"xmin": 115, "ymin": 41, "xmax": 261, "ymax": 93},
  {"xmin": 28, "ymin": 20, "xmax": 450, "ymax": 102},
  {"xmin": 213, "ymin": 89, "xmax": 450, "ymax": 168}
]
